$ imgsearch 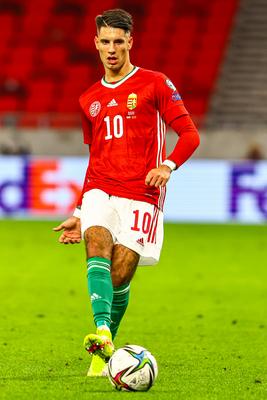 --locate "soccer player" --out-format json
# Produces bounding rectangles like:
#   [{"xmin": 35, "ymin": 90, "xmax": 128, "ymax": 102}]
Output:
[{"xmin": 53, "ymin": 9, "xmax": 200, "ymax": 376}]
